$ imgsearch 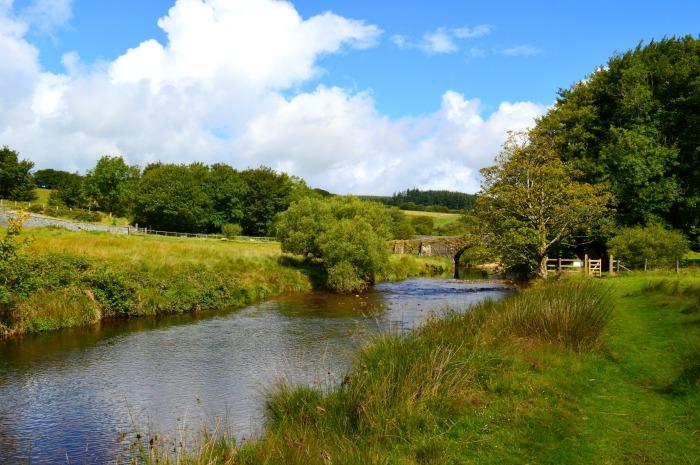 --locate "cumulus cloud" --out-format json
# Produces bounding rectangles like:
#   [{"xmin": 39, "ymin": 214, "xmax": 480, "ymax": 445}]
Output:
[
  {"xmin": 391, "ymin": 24, "xmax": 491, "ymax": 55},
  {"xmin": 0, "ymin": 0, "xmax": 546, "ymax": 194}
]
